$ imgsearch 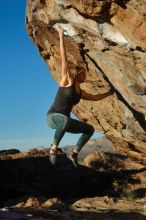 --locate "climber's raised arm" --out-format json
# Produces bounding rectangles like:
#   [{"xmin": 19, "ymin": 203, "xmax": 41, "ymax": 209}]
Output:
[
  {"xmin": 81, "ymin": 88, "xmax": 114, "ymax": 101},
  {"xmin": 58, "ymin": 29, "xmax": 74, "ymax": 87}
]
